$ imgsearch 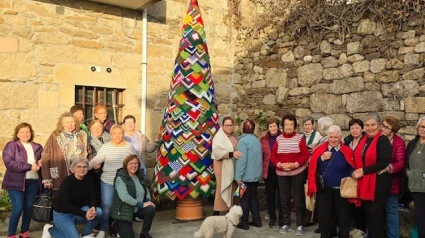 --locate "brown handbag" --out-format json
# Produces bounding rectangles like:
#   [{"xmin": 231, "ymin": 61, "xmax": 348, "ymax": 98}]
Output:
[
  {"xmin": 304, "ymin": 182, "xmax": 316, "ymax": 211},
  {"xmin": 340, "ymin": 177, "xmax": 358, "ymax": 198}
]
